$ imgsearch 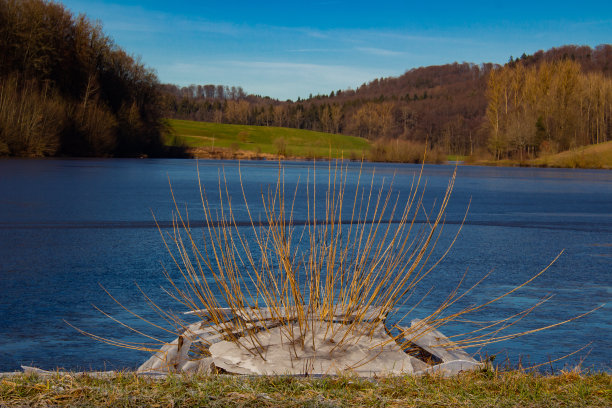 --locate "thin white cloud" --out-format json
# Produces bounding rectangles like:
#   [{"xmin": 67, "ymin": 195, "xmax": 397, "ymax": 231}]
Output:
[
  {"xmin": 355, "ymin": 47, "xmax": 405, "ymax": 57},
  {"xmin": 299, "ymin": 28, "xmax": 330, "ymax": 39},
  {"xmin": 569, "ymin": 19, "xmax": 612, "ymax": 27},
  {"xmin": 347, "ymin": 29, "xmax": 481, "ymax": 46},
  {"xmin": 64, "ymin": 0, "xmax": 483, "ymax": 50},
  {"xmin": 63, "ymin": 0, "xmax": 244, "ymax": 36},
  {"xmin": 287, "ymin": 48, "xmax": 341, "ymax": 53}
]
